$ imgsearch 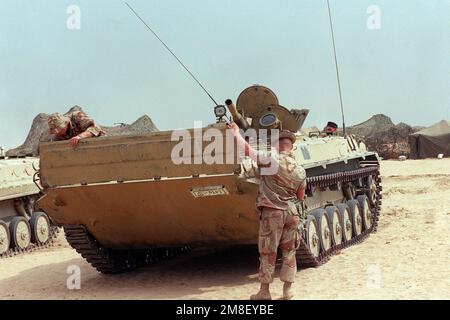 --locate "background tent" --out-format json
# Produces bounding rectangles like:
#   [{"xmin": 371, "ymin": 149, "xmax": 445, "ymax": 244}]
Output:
[{"xmin": 408, "ymin": 120, "xmax": 450, "ymax": 159}]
